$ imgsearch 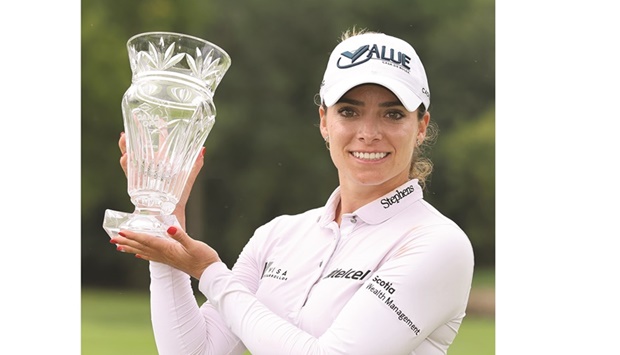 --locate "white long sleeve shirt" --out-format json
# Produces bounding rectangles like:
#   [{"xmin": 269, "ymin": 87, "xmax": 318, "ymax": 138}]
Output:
[{"xmin": 149, "ymin": 180, "xmax": 475, "ymax": 355}]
